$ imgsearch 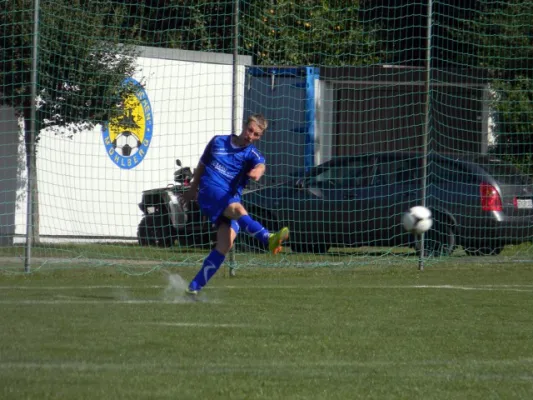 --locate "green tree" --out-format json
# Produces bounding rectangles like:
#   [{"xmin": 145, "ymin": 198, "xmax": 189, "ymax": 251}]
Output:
[
  {"xmin": 0, "ymin": 0, "xmax": 139, "ymax": 242},
  {"xmin": 241, "ymin": 0, "xmax": 382, "ymax": 66},
  {"xmin": 116, "ymin": 0, "xmax": 382, "ymax": 66},
  {"xmin": 116, "ymin": 0, "xmax": 235, "ymax": 52},
  {"xmin": 358, "ymin": 0, "xmax": 482, "ymax": 67}
]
